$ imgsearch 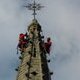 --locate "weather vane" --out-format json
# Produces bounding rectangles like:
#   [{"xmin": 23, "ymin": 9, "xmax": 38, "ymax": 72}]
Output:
[{"xmin": 24, "ymin": 0, "xmax": 44, "ymax": 20}]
